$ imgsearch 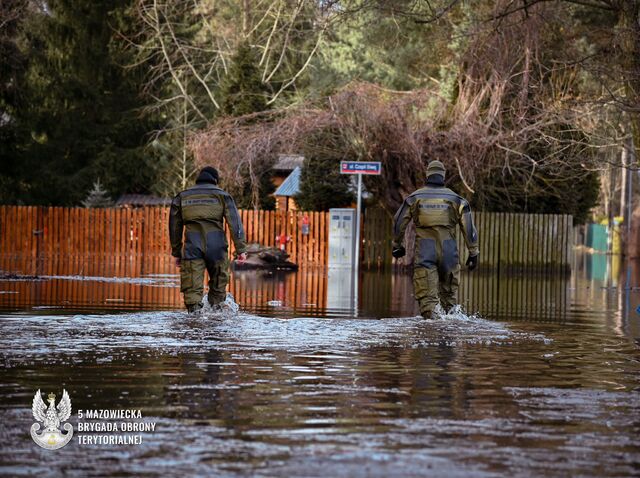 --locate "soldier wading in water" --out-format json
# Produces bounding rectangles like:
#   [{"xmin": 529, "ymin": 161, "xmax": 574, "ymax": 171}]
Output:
[
  {"xmin": 392, "ymin": 160, "xmax": 479, "ymax": 319},
  {"xmin": 169, "ymin": 167, "xmax": 247, "ymax": 313}
]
